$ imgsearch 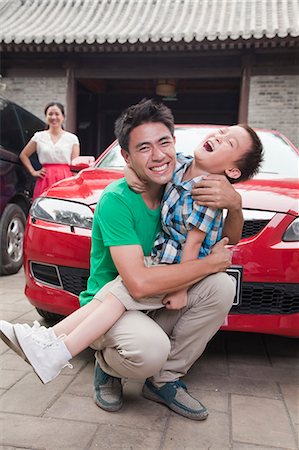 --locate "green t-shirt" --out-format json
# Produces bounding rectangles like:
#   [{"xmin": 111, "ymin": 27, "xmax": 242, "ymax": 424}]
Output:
[{"xmin": 79, "ymin": 178, "xmax": 161, "ymax": 306}]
